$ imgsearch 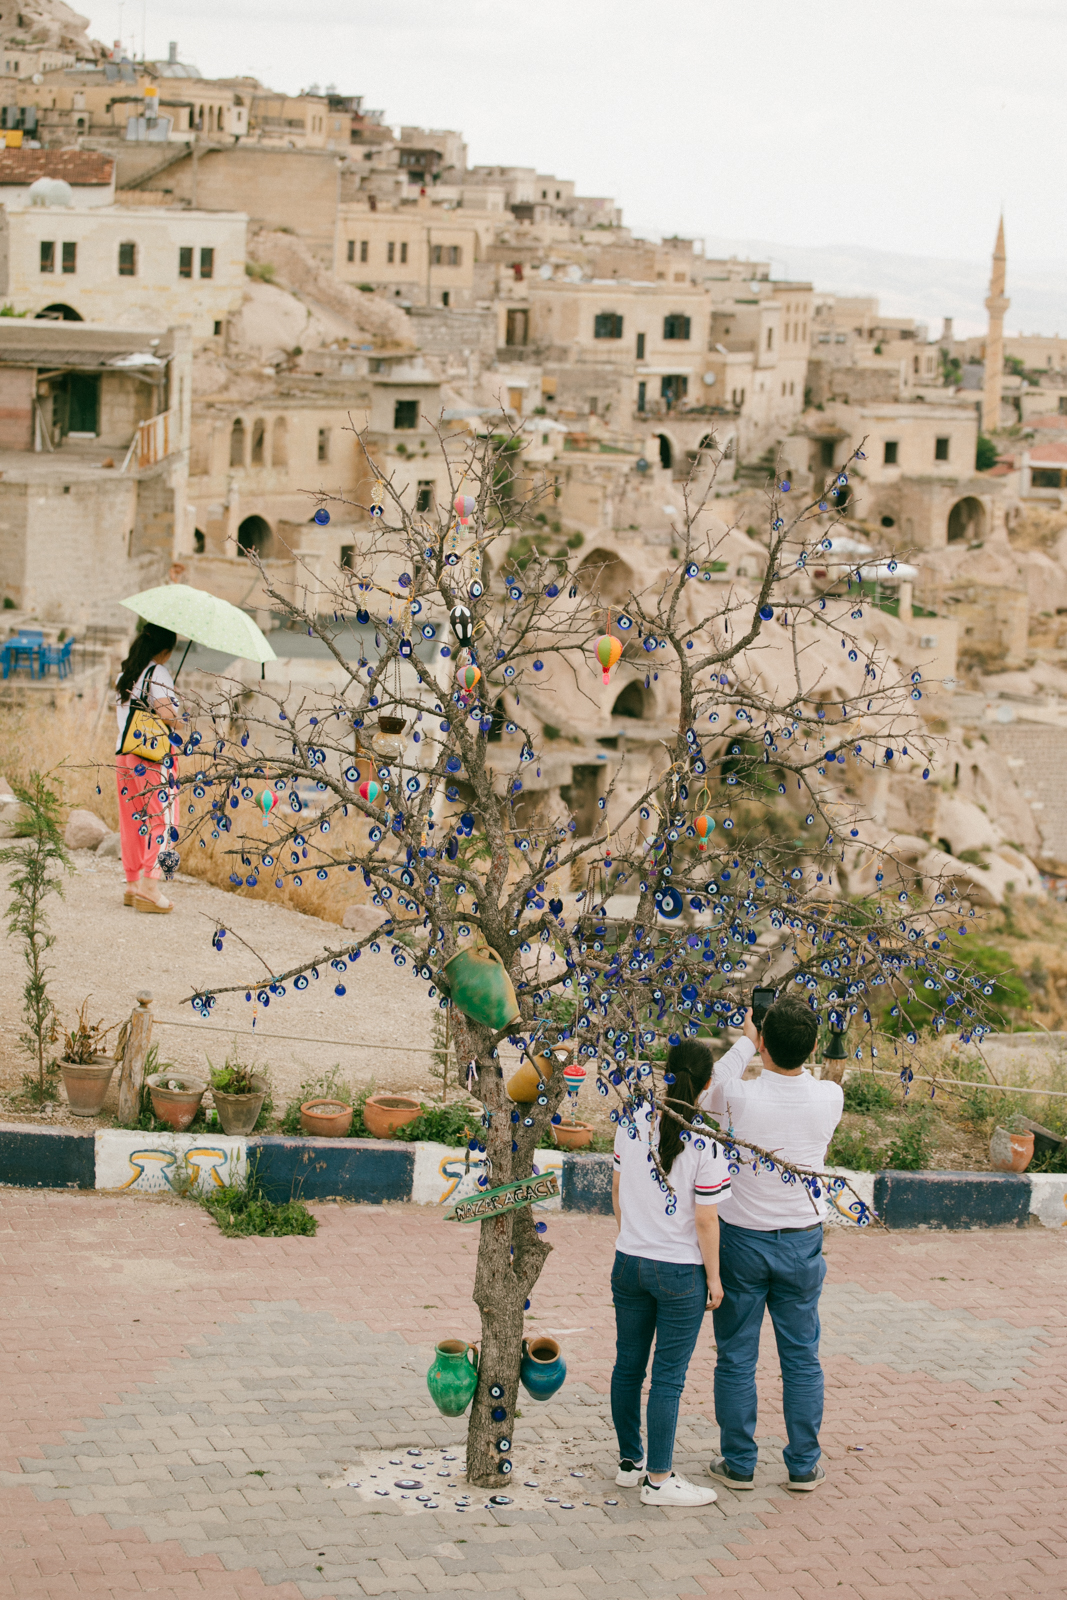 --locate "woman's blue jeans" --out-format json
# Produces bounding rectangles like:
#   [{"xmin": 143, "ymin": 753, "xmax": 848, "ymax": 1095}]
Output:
[
  {"xmin": 610, "ymin": 1250, "xmax": 708, "ymax": 1474},
  {"xmin": 711, "ymin": 1220, "xmax": 827, "ymax": 1477}
]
